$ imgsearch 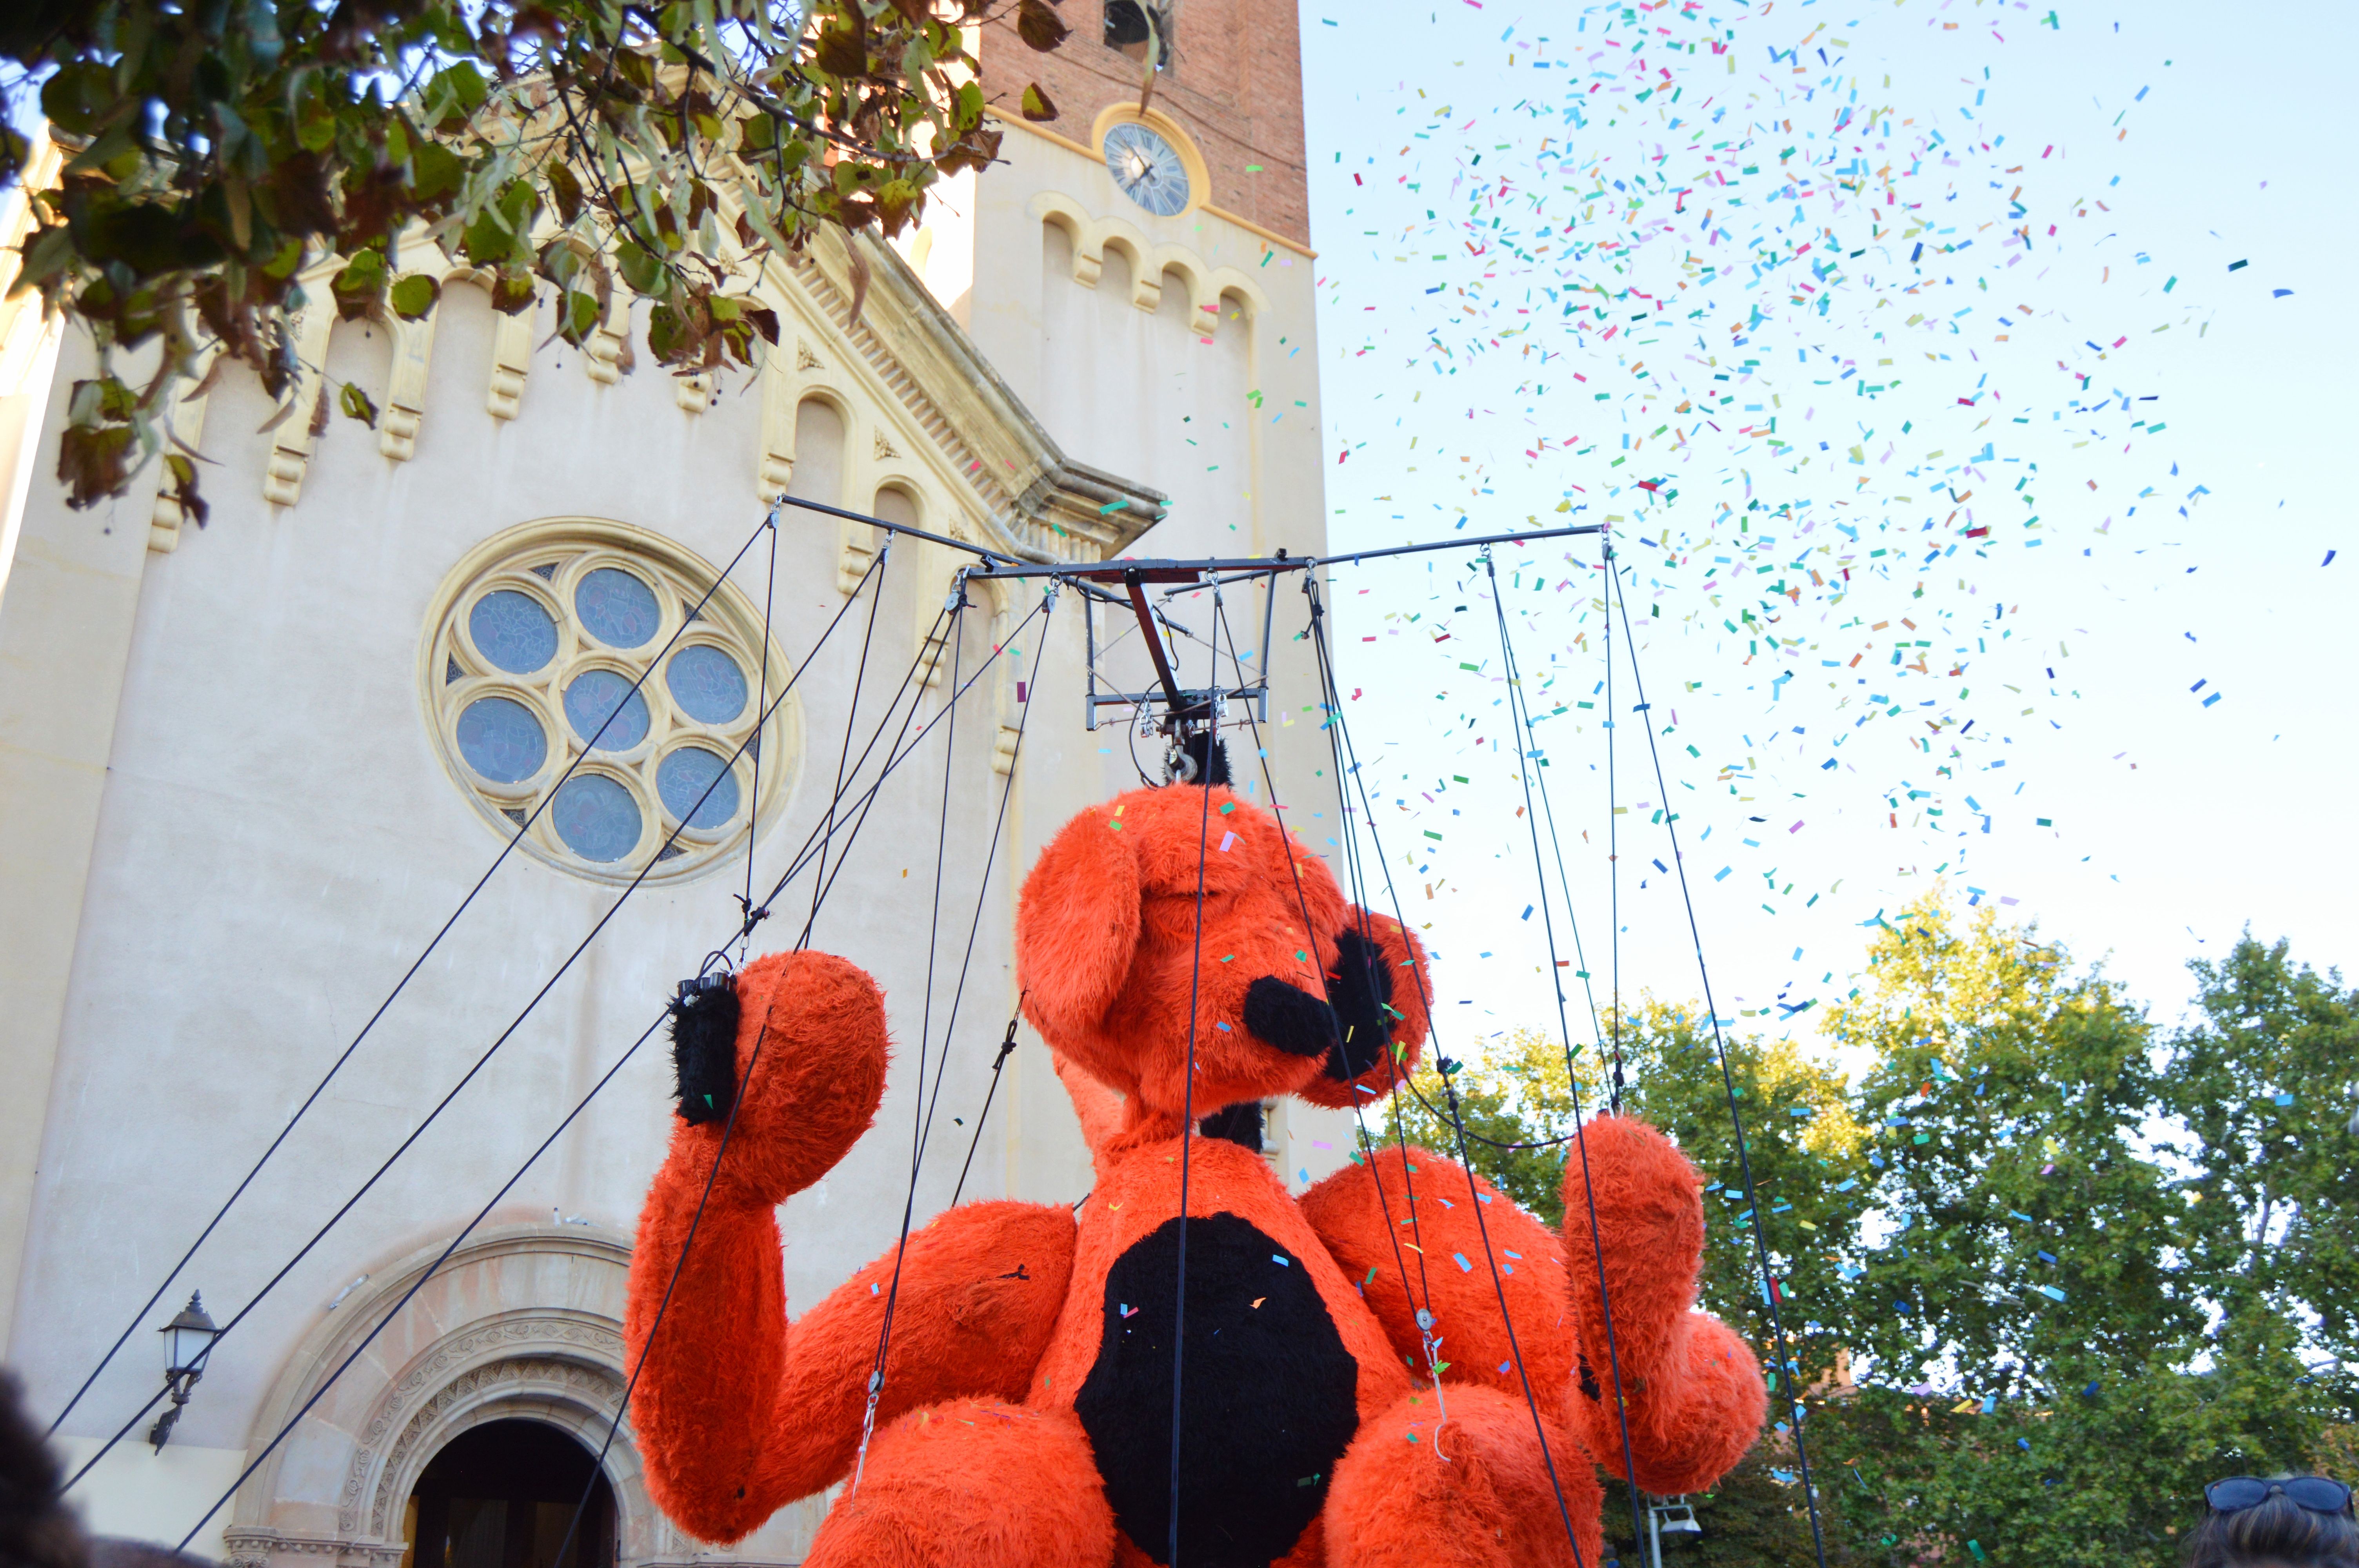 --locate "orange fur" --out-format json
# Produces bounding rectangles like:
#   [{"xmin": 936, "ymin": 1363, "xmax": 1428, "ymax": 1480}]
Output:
[
  {"xmin": 1324, "ymin": 1386, "xmax": 1600, "ymax": 1568},
  {"xmin": 625, "ymin": 791, "xmax": 1765, "ymax": 1564},
  {"xmin": 805, "ymin": 1401, "xmax": 1114, "ymax": 1568},
  {"xmin": 1299, "ymin": 1147, "xmax": 1575, "ymax": 1426},
  {"xmin": 1558, "ymin": 1116, "xmax": 1768, "ymax": 1493}
]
